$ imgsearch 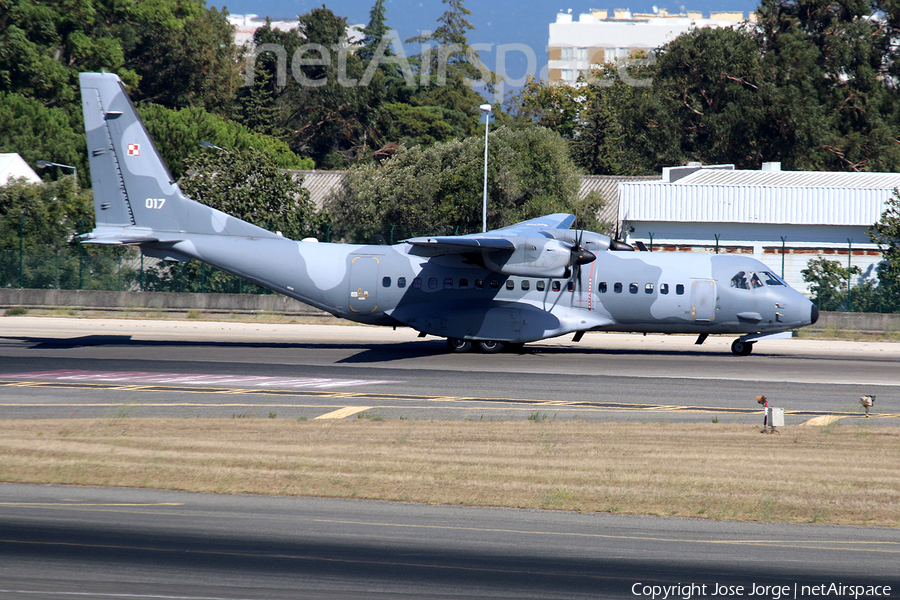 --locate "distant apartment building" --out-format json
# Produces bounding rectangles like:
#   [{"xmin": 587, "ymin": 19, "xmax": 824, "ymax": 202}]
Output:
[{"xmin": 548, "ymin": 8, "xmax": 751, "ymax": 84}]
